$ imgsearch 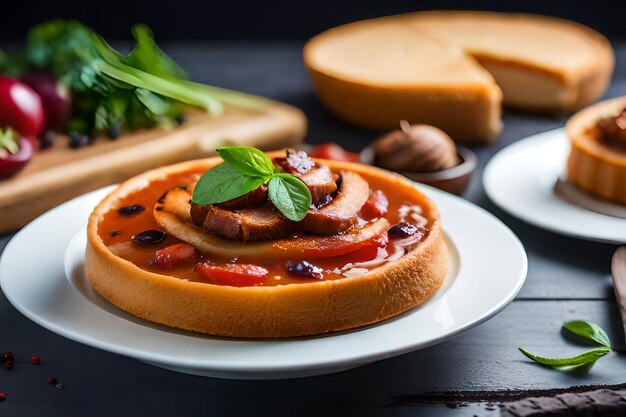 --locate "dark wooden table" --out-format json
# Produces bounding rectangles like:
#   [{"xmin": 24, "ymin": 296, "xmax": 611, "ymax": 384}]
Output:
[{"xmin": 1, "ymin": 41, "xmax": 625, "ymax": 416}]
